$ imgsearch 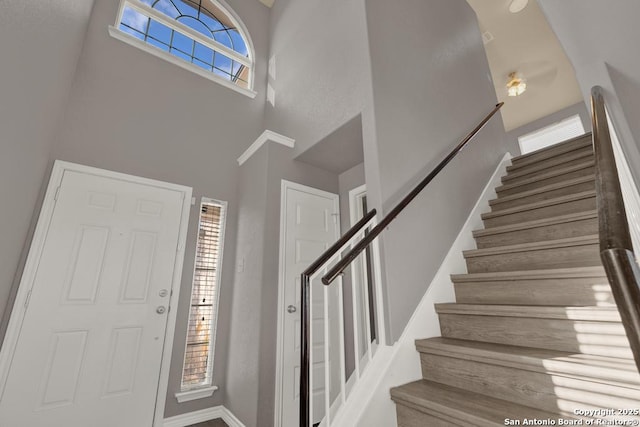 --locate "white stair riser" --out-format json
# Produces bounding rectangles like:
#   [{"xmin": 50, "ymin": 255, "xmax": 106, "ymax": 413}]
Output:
[
  {"xmin": 484, "ymin": 197, "xmax": 596, "ymax": 227},
  {"xmin": 475, "ymin": 217, "xmax": 597, "ymax": 248},
  {"xmin": 439, "ymin": 313, "xmax": 632, "ymax": 357},
  {"xmin": 421, "ymin": 355, "xmax": 640, "ymax": 415},
  {"xmin": 454, "ymin": 280, "xmax": 614, "ymax": 306},
  {"xmin": 465, "ymin": 243, "xmax": 600, "ymax": 273},
  {"xmin": 490, "ymin": 180, "xmax": 595, "ymax": 210}
]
